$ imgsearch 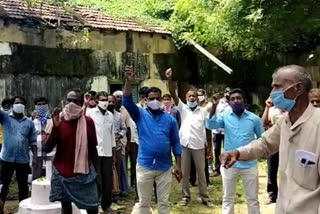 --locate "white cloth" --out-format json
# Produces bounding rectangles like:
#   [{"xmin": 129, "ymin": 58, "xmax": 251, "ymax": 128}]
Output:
[
  {"xmin": 221, "ymin": 166, "xmax": 260, "ymax": 214},
  {"xmin": 130, "ymin": 118, "xmax": 139, "ymax": 144},
  {"xmin": 177, "ymin": 99, "xmax": 207, "ymax": 150},
  {"xmin": 268, "ymin": 107, "xmax": 284, "ymax": 125},
  {"xmin": 131, "ymin": 164, "xmax": 172, "ymax": 214},
  {"xmin": 212, "ymin": 98, "xmax": 232, "ymax": 134},
  {"xmin": 86, "ymin": 107, "xmax": 116, "ymax": 157}
]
